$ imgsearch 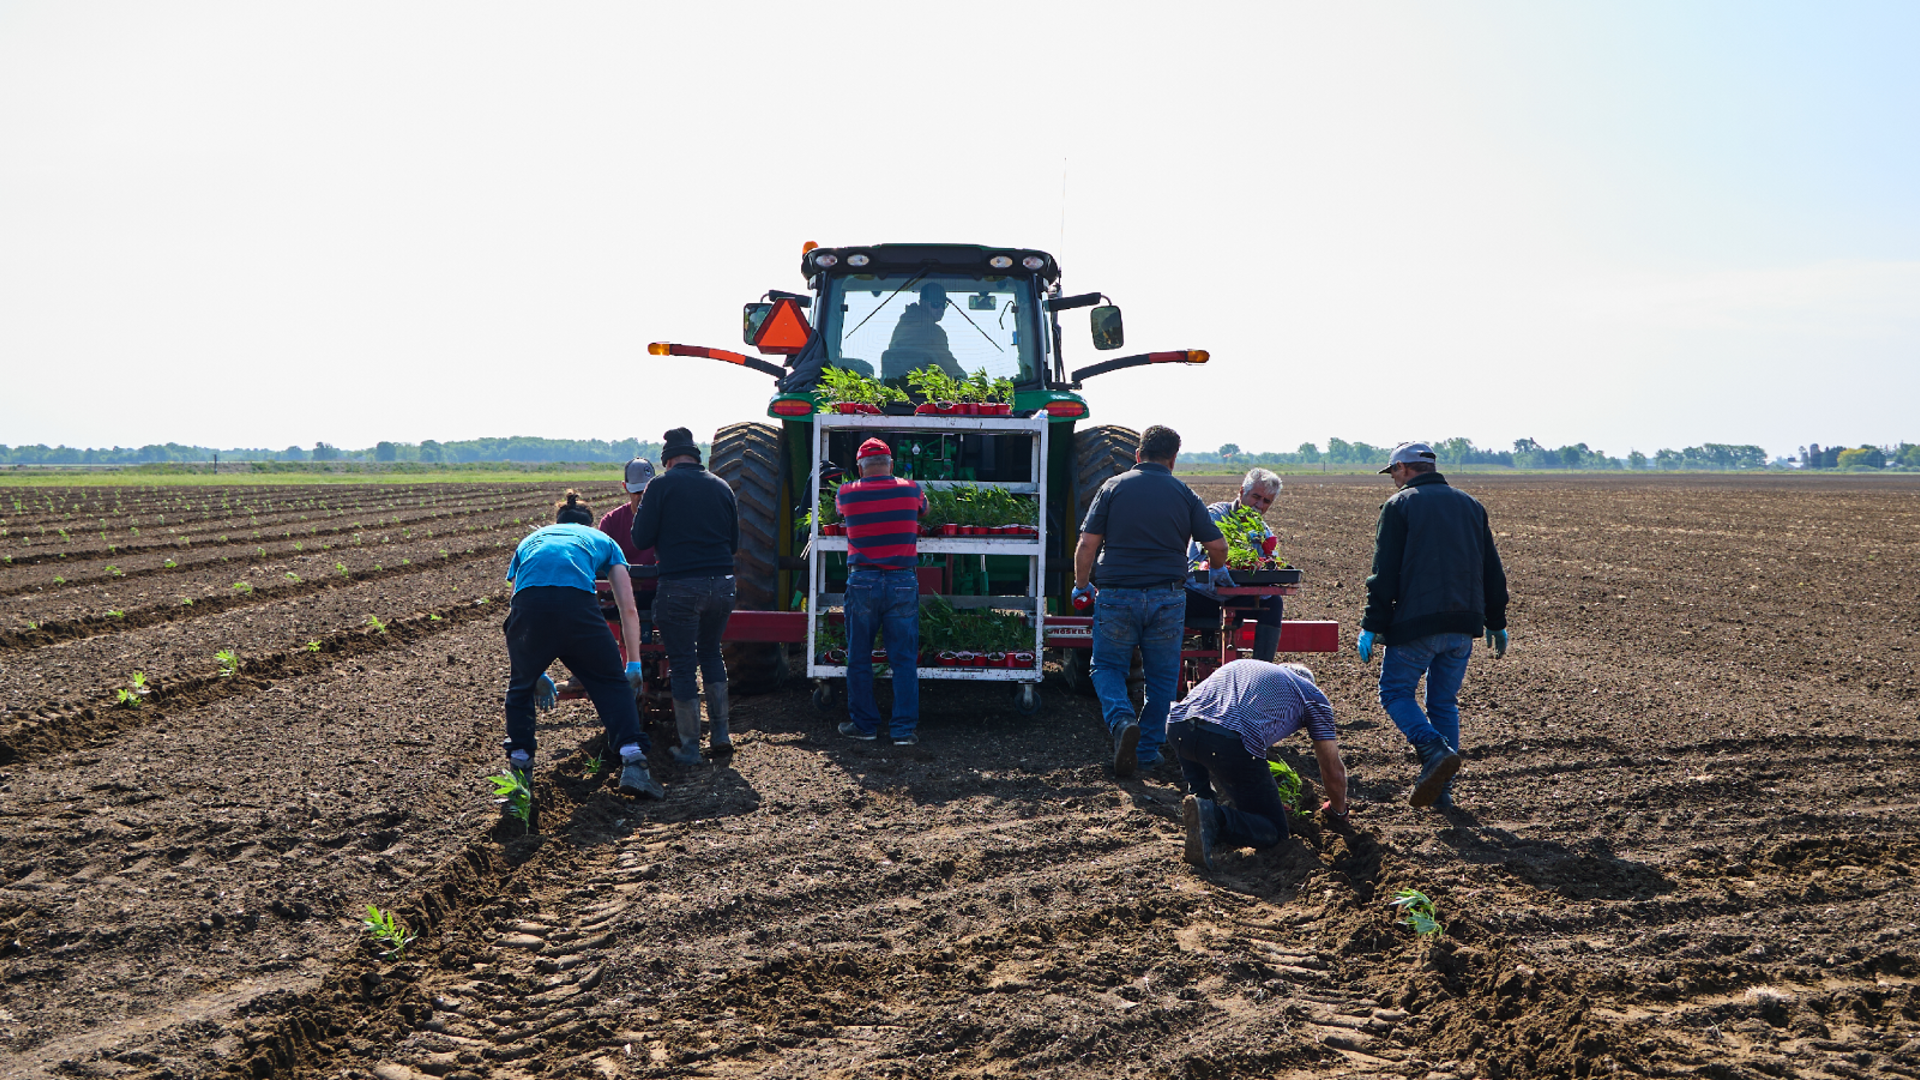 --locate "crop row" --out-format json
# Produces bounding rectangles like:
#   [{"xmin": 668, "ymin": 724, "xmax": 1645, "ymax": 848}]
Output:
[{"xmin": 0, "ymin": 481, "xmax": 566, "ymax": 528}]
